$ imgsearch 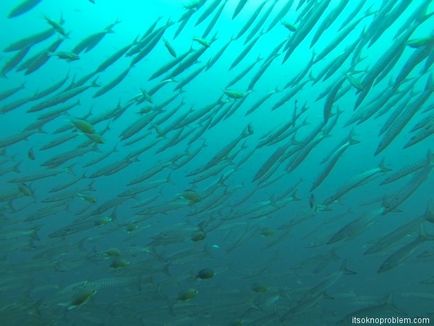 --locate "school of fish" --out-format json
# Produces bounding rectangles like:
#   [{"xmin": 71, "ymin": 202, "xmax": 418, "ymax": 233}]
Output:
[{"xmin": 0, "ymin": 0, "xmax": 433, "ymax": 325}]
